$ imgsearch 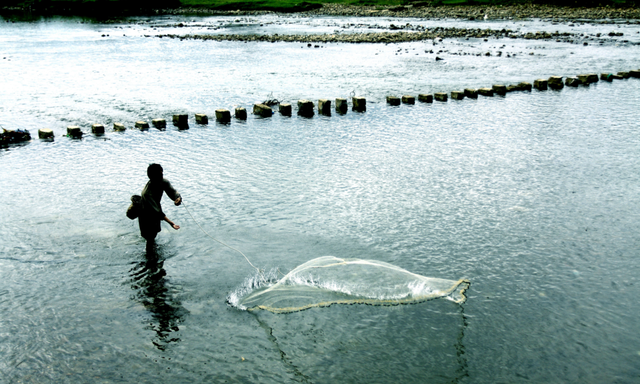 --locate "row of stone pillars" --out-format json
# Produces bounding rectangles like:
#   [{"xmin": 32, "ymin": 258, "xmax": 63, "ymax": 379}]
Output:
[
  {"xmin": 38, "ymin": 97, "xmax": 368, "ymax": 139},
  {"xmin": 386, "ymin": 70, "xmax": 639, "ymax": 105},
  {"xmin": 253, "ymin": 97, "xmax": 367, "ymax": 118},
  {"xmin": 34, "ymin": 69, "xmax": 640, "ymax": 140}
]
